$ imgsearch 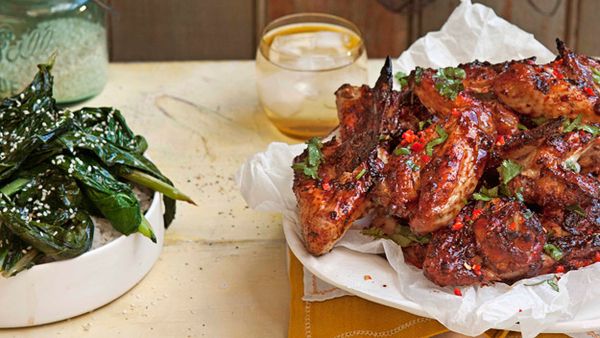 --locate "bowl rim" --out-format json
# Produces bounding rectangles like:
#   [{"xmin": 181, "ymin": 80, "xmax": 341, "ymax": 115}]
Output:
[{"xmin": 18, "ymin": 190, "xmax": 161, "ymax": 274}]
